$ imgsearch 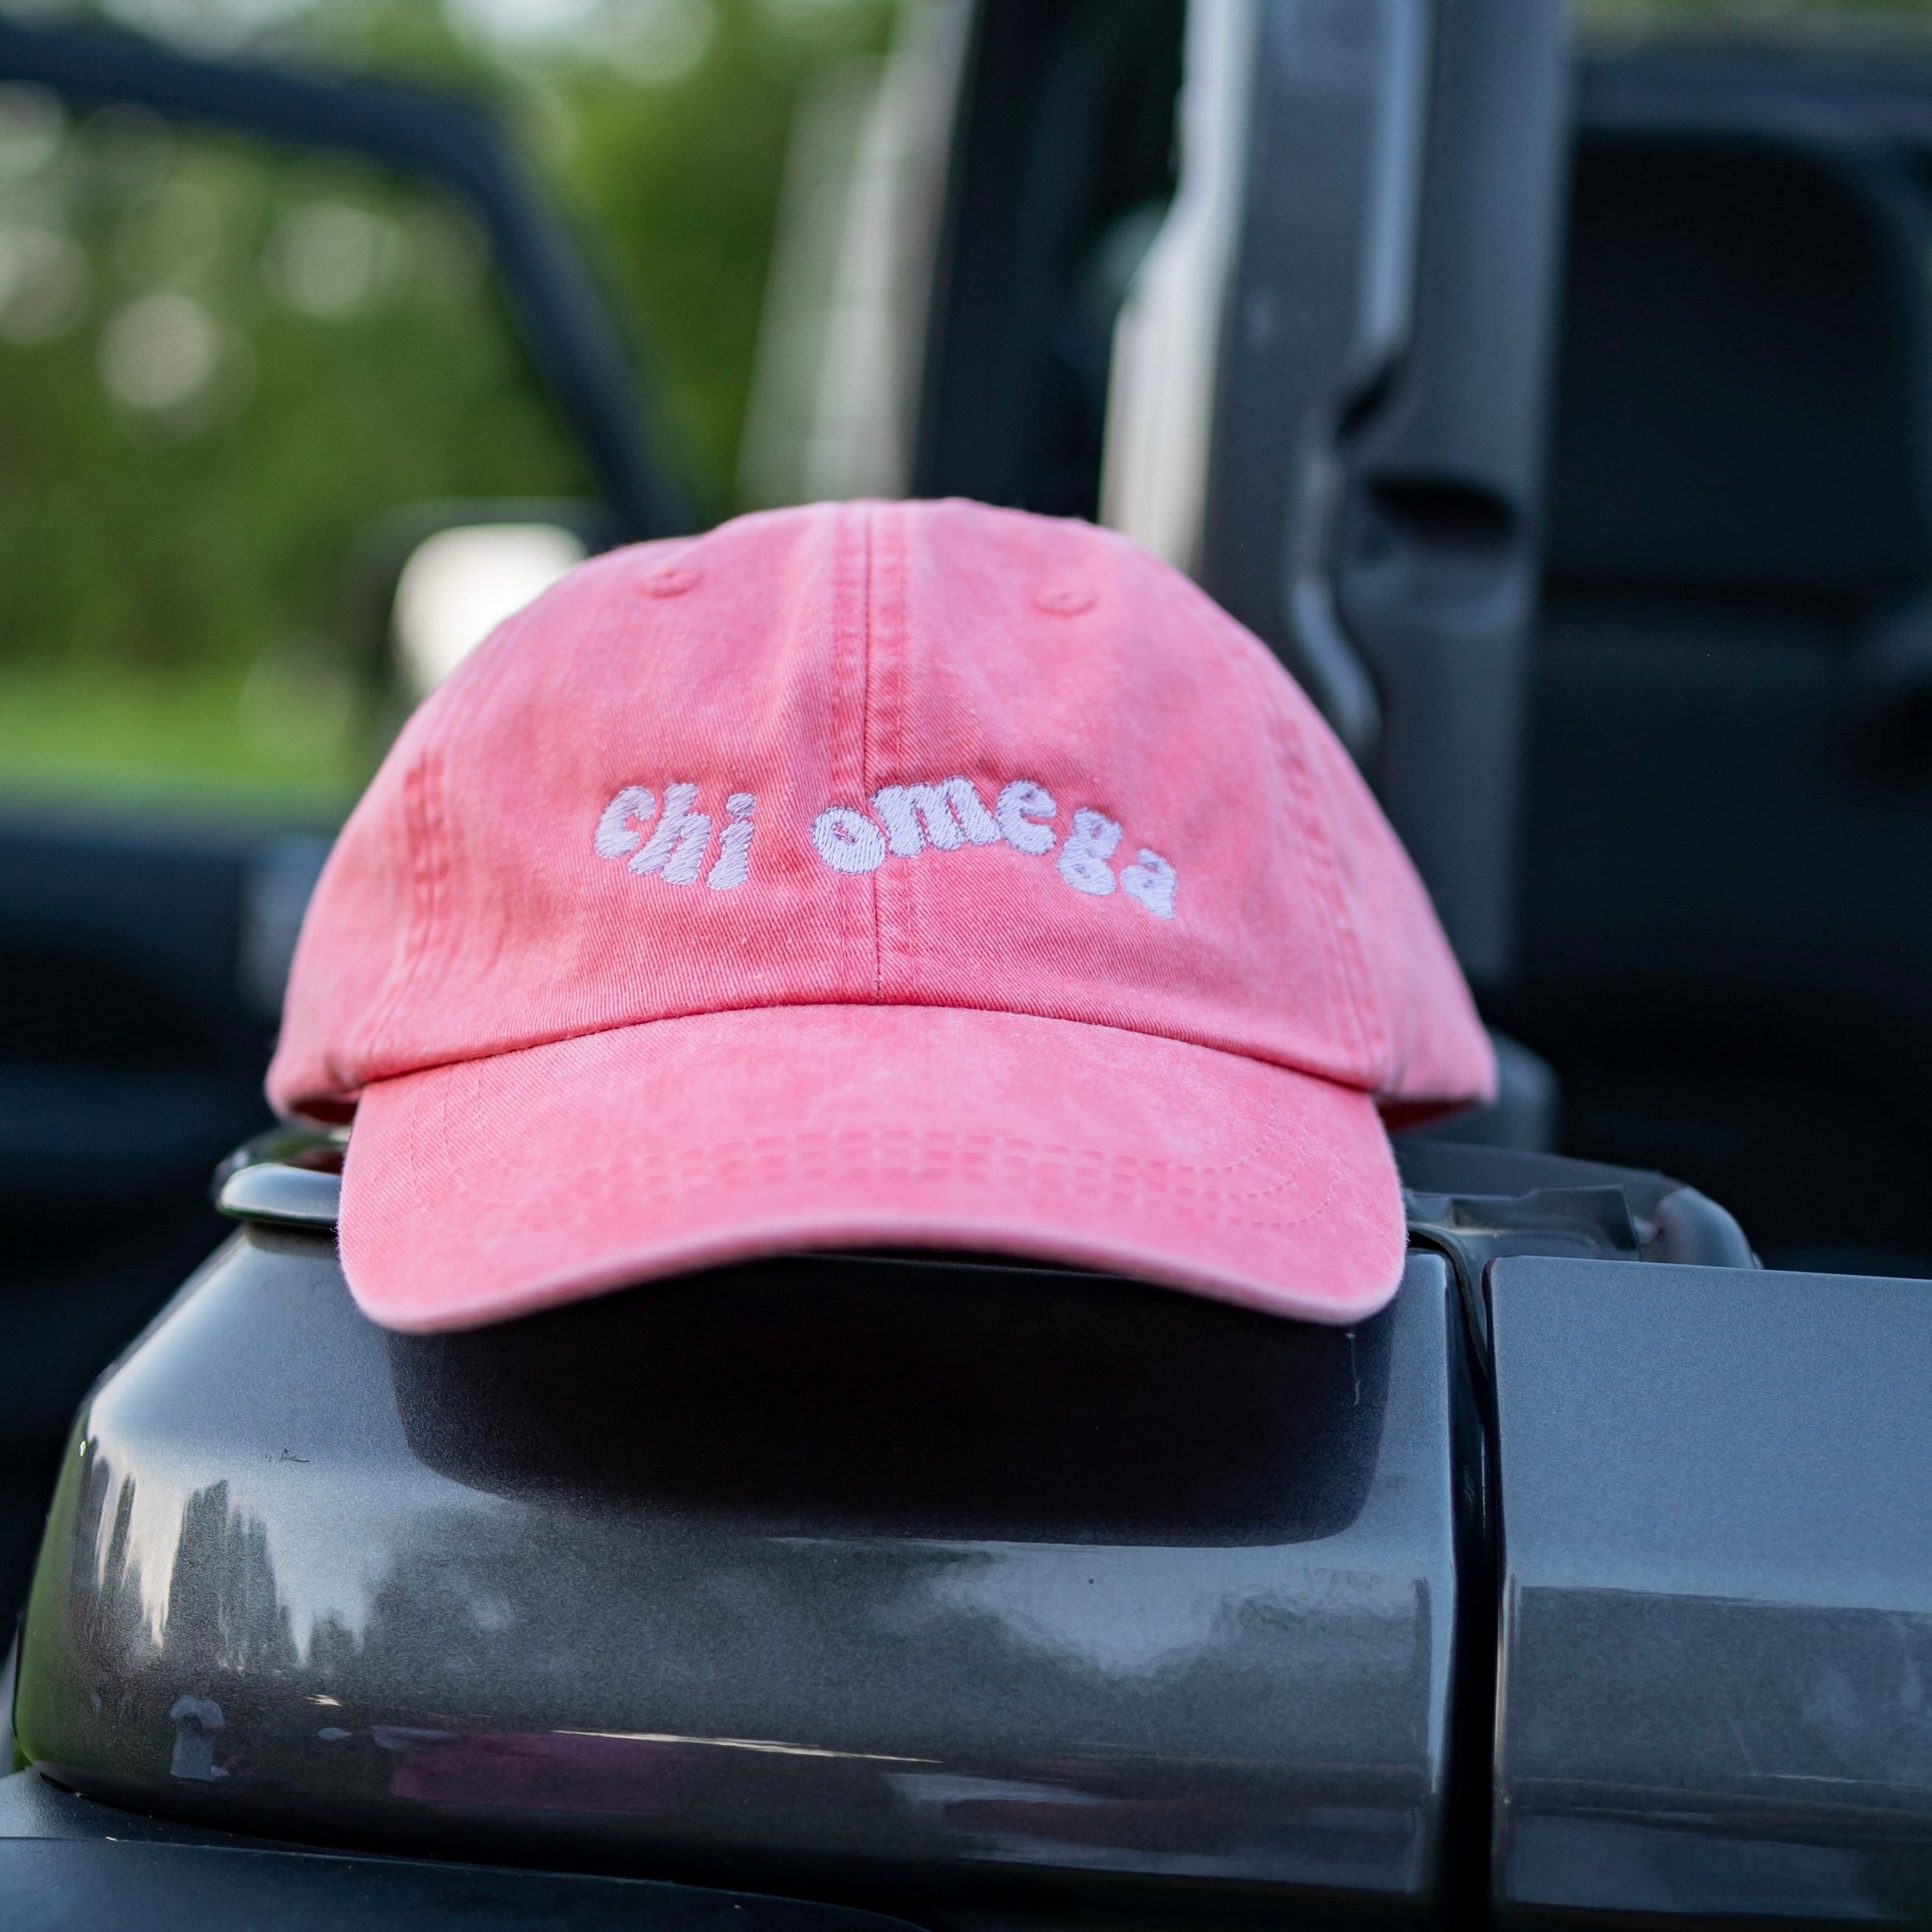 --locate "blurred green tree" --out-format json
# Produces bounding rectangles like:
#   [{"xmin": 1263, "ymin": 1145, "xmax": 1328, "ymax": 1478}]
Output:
[{"xmin": 0, "ymin": 0, "xmax": 891, "ymax": 803}]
